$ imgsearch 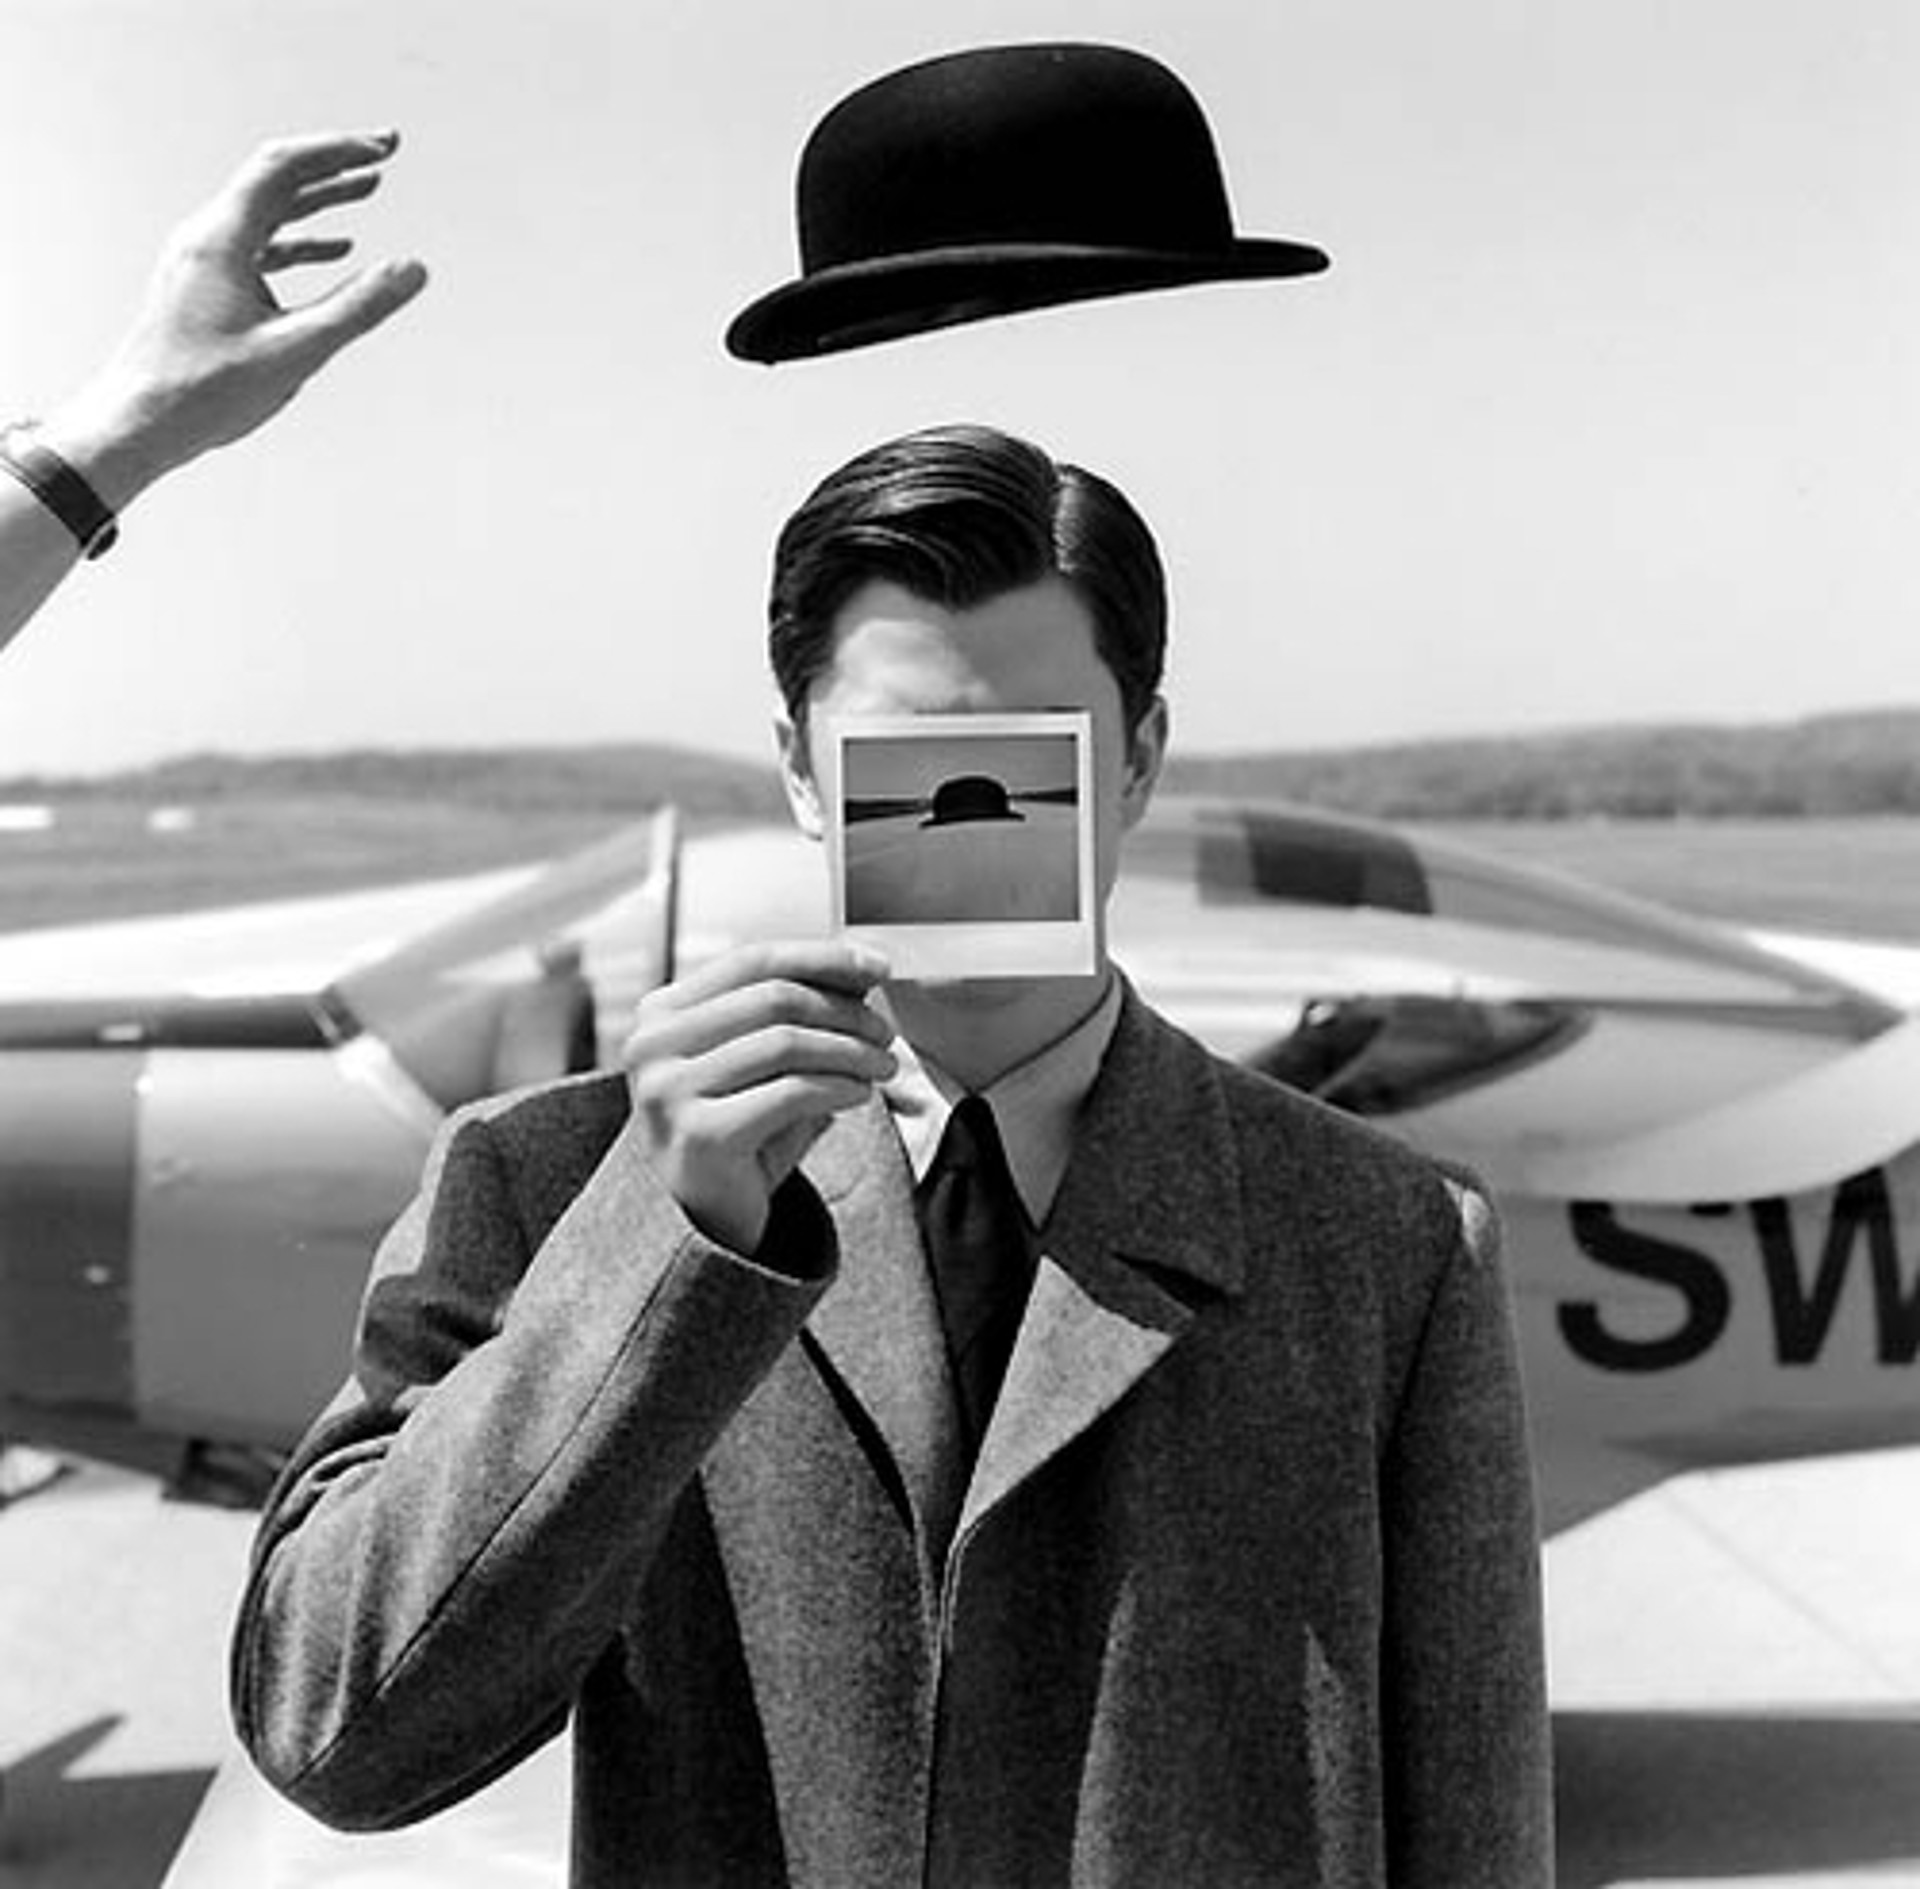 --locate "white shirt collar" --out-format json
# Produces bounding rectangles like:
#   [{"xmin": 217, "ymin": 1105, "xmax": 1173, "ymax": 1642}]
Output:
[{"xmin": 881, "ymin": 973, "xmax": 1124, "ymax": 1226}]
